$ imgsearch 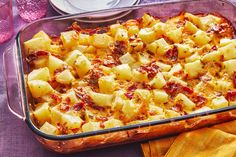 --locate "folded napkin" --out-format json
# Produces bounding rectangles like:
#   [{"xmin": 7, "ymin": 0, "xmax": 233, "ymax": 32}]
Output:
[{"xmin": 141, "ymin": 120, "xmax": 236, "ymax": 157}]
